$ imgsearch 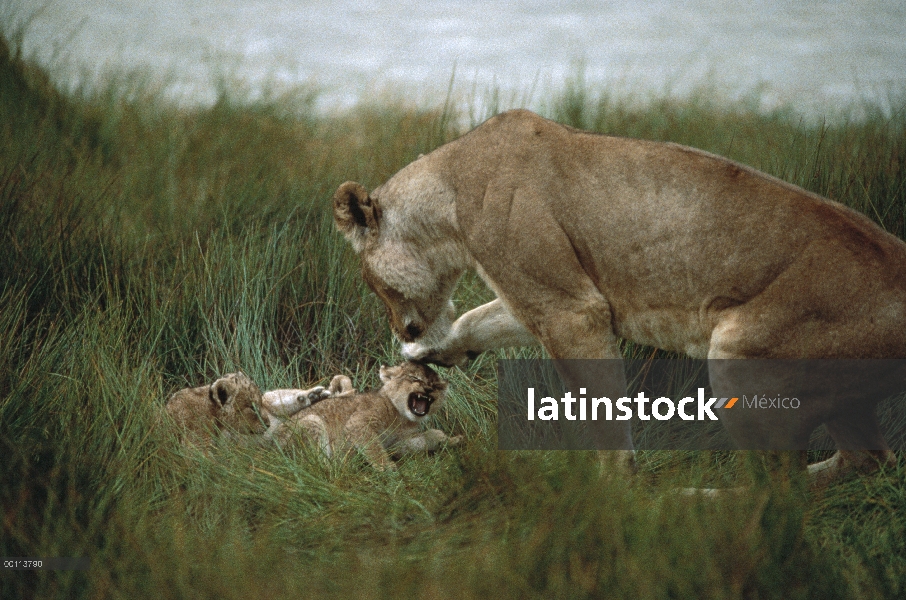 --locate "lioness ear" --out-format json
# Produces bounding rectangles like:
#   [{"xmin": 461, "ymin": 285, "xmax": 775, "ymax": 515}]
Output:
[{"xmin": 333, "ymin": 181, "xmax": 380, "ymax": 246}]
